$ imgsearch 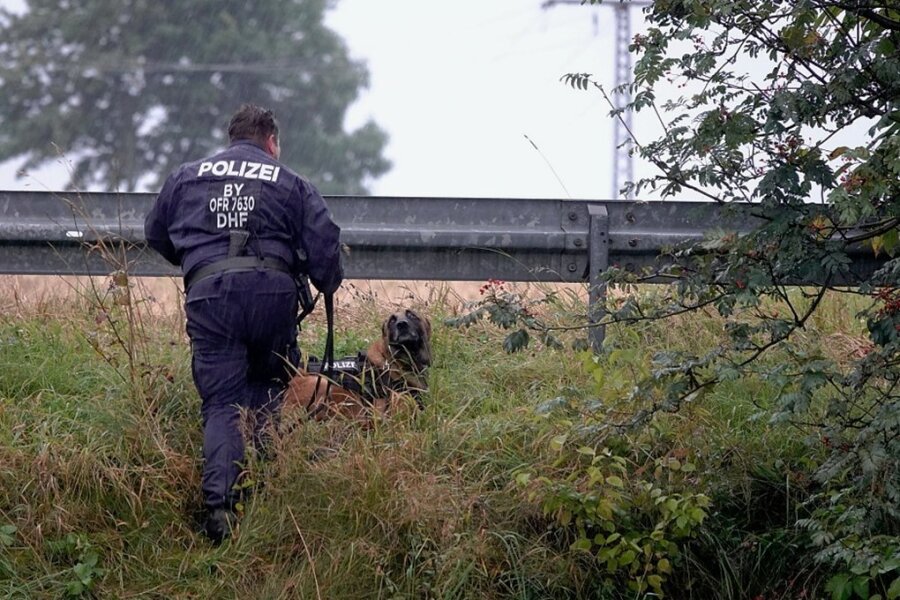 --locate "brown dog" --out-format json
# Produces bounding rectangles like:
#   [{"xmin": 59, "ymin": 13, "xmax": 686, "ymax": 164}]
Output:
[{"xmin": 284, "ymin": 309, "xmax": 432, "ymax": 421}]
